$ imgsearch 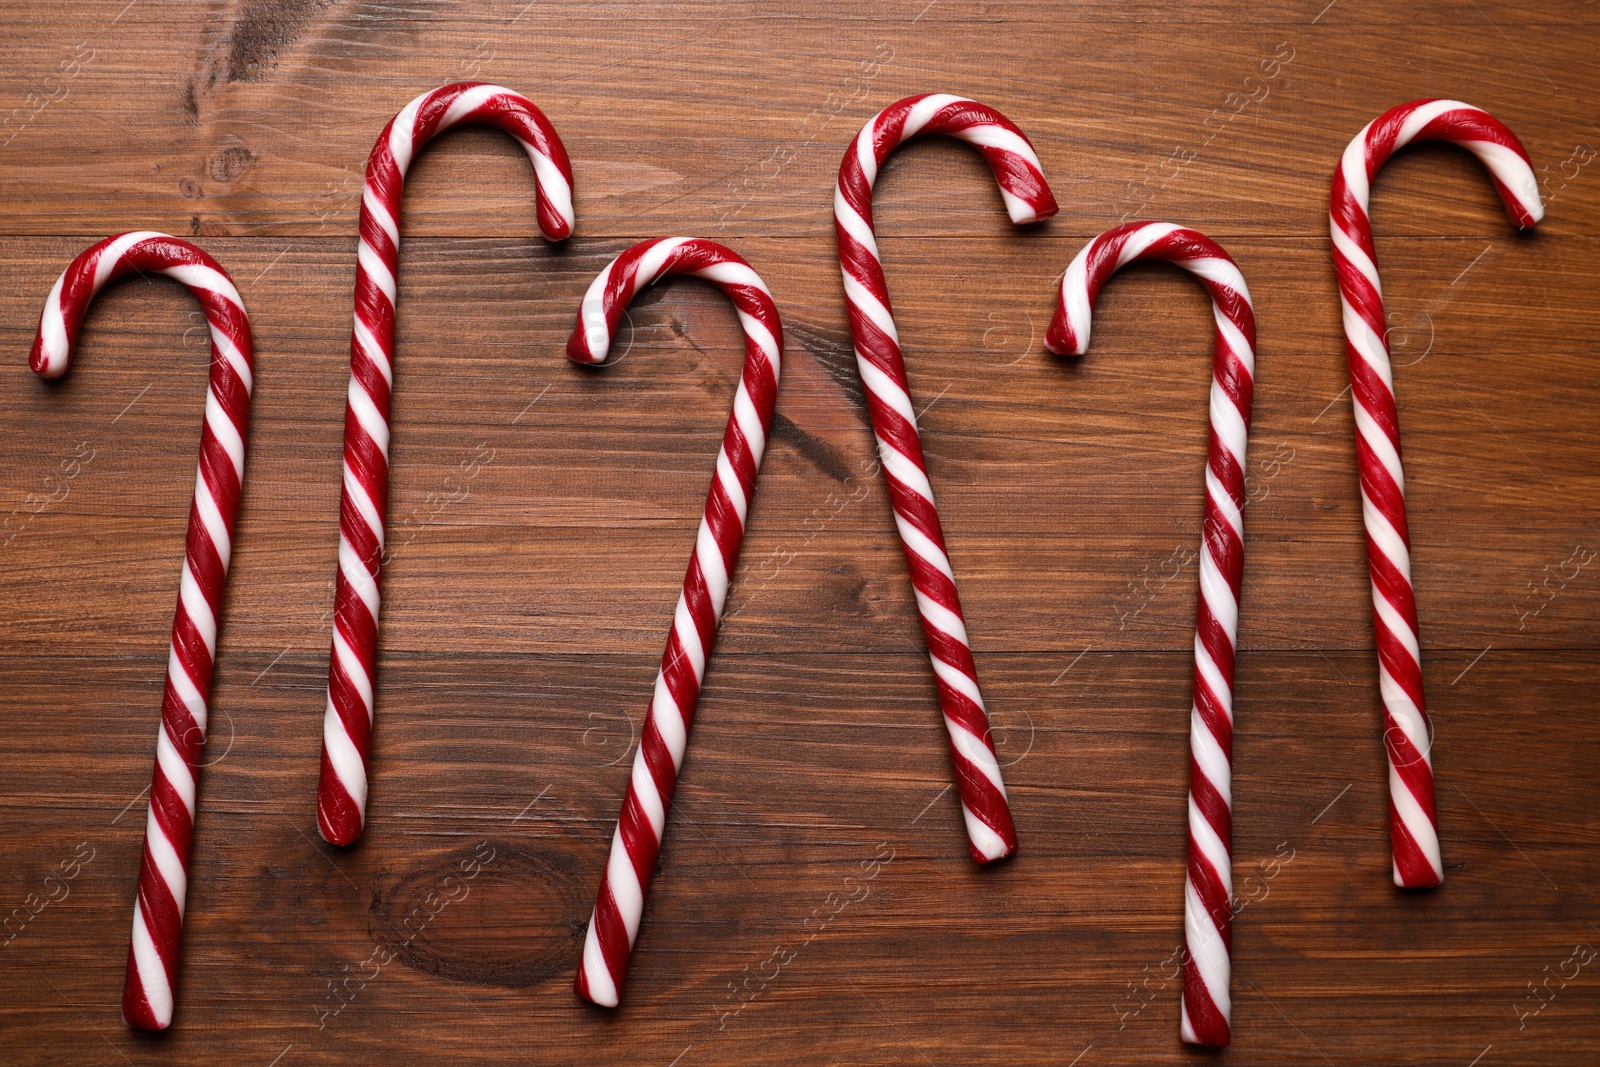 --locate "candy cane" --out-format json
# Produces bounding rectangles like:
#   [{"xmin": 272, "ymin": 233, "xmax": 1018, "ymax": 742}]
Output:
[
  {"xmin": 569, "ymin": 238, "xmax": 781, "ymax": 1008},
  {"xmin": 835, "ymin": 93, "xmax": 1057, "ymax": 862},
  {"xmin": 30, "ymin": 232, "xmax": 253, "ymax": 1031},
  {"xmin": 1331, "ymin": 100, "xmax": 1543, "ymax": 888},
  {"xmin": 1047, "ymin": 221, "xmax": 1255, "ymax": 1048},
  {"xmin": 316, "ymin": 82, "xmax": 574, "ymax": 845}
]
